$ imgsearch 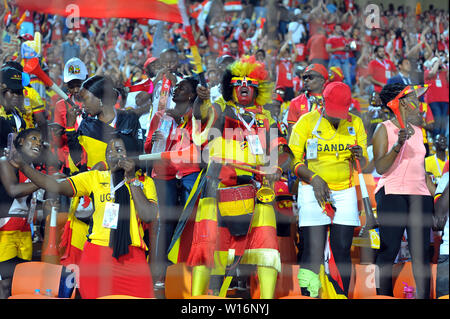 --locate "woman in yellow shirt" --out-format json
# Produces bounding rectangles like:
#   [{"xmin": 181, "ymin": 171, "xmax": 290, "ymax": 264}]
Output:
[
  {"xmin": 289, "ymin": 82, "xmax": 368, "ymax": 297},
  {"xmin": 10, "ymin": 132, "xmax": 158, "ymax": 298}
]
